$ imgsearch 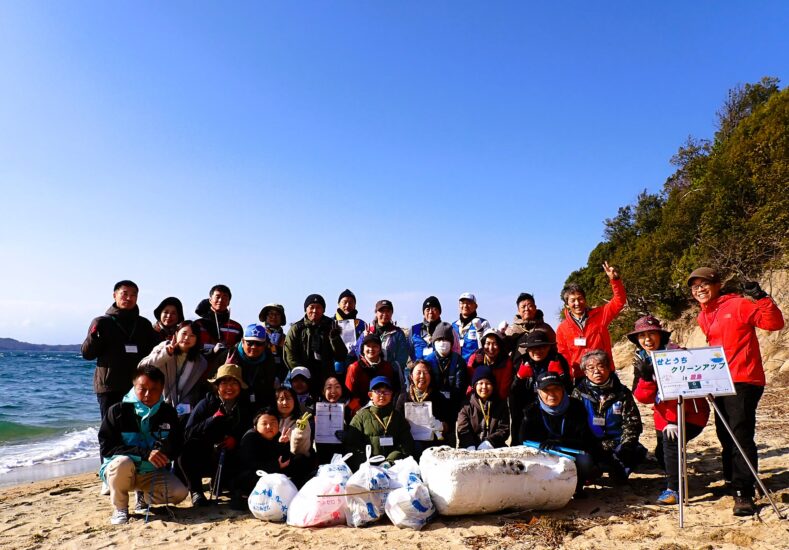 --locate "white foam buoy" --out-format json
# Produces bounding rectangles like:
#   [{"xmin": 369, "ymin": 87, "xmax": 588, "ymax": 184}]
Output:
[{"xmin": 419, "ymin": 445, "xmax": 576, "ymax": 516}]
